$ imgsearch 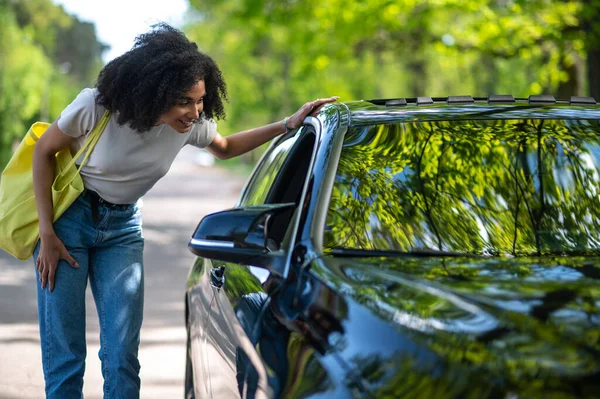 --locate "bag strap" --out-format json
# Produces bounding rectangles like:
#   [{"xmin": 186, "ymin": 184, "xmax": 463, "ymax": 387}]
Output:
[{"xmin": 64, "ymin": 110, "xmax": 111, "ymax": 172}]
